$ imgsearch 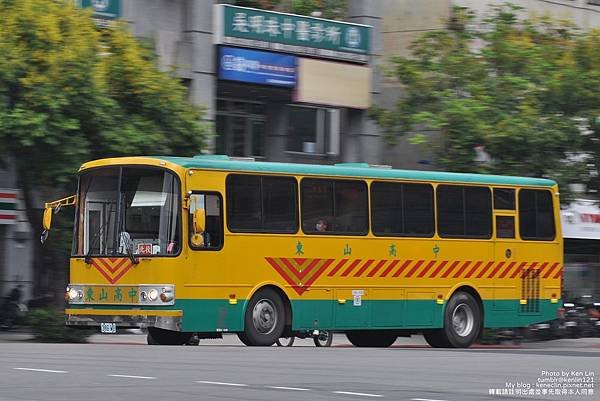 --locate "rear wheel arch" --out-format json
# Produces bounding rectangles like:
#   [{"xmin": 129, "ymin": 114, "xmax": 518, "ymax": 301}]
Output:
[
  {"xmin": 425, "ymin": 286, "xmax": 483, "ymax": 348},
  {"xmin": 451, "ymin": 285, "xmax": 484, "ymax": 320}
]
